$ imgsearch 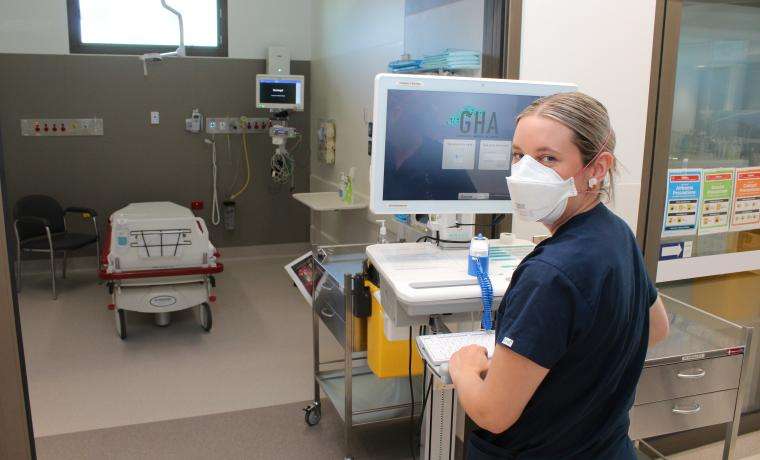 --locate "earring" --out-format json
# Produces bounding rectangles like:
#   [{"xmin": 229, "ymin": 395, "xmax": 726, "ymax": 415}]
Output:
[{"xmin": 588, "ymin": 177, "xmax": 598, "ymax": 188}]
